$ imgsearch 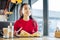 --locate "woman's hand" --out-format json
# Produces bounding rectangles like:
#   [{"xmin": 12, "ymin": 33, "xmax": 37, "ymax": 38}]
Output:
[
  {"xmin": 31, "ymin": 32, "xmax": 40, "ymax": 37},
  {"xmin": 19, "ymin": 30, "xmax": 40, "ymax": 37},
  {"xmin": 20, "ymin": 30, "xmax": 31, "ymax": 36}
]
